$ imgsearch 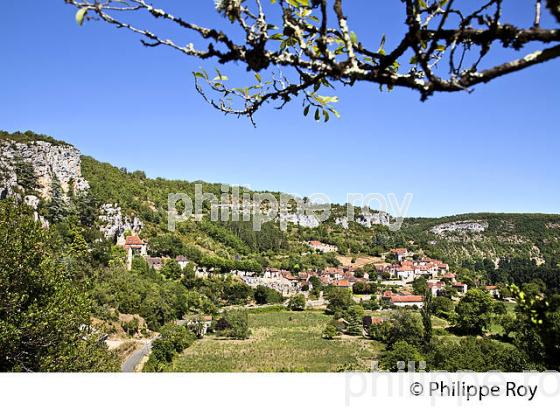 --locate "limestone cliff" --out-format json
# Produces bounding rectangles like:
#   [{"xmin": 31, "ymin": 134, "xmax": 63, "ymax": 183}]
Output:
[{"xmin": 0, "ymin": 134, "xmax": 89, "ymax": 200}]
